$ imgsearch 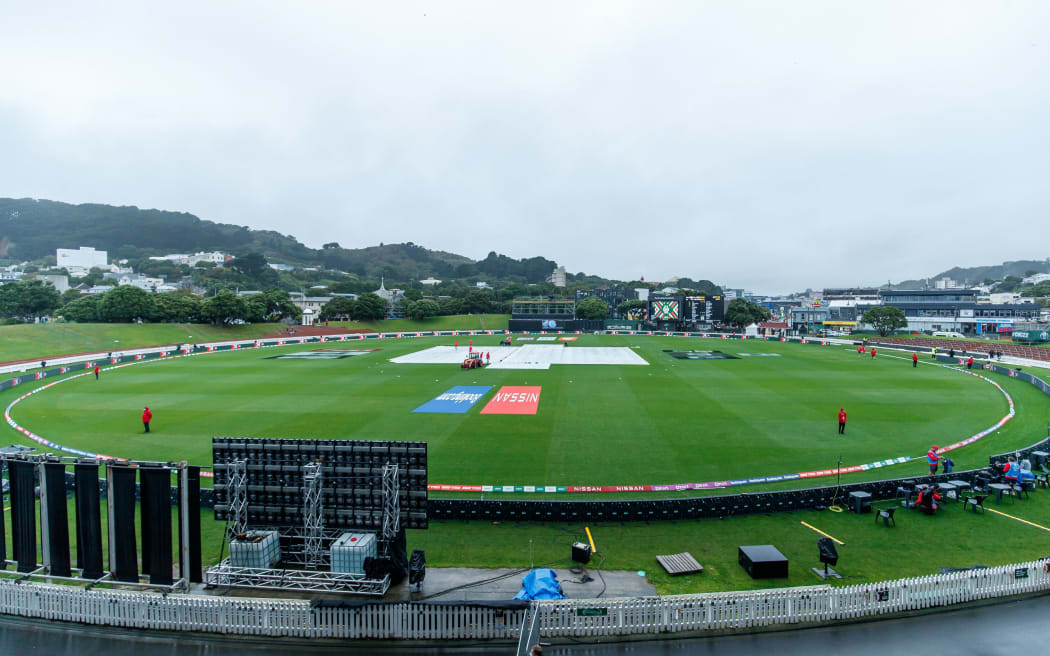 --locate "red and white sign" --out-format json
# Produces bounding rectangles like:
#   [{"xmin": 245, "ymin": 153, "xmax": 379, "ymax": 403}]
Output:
[
  {"xmin": 558, "ymin": 336, "xmax": 578, "ymax": 341},
  {"xmin": 480, "ymin": 386, "xmax": 542, "ymax": 415}
]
